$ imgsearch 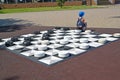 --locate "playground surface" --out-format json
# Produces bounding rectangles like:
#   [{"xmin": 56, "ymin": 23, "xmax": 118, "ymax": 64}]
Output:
[{"xmin": 0, "ymin": 25, "xmax": 120, "ymax": 80}]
